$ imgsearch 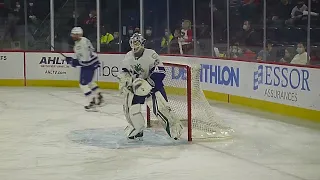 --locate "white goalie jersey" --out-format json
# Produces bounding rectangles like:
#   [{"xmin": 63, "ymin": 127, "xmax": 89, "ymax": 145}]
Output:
[{"xmin": 121, "ymin": 49, "xmax": 166, "ymax": 90}]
